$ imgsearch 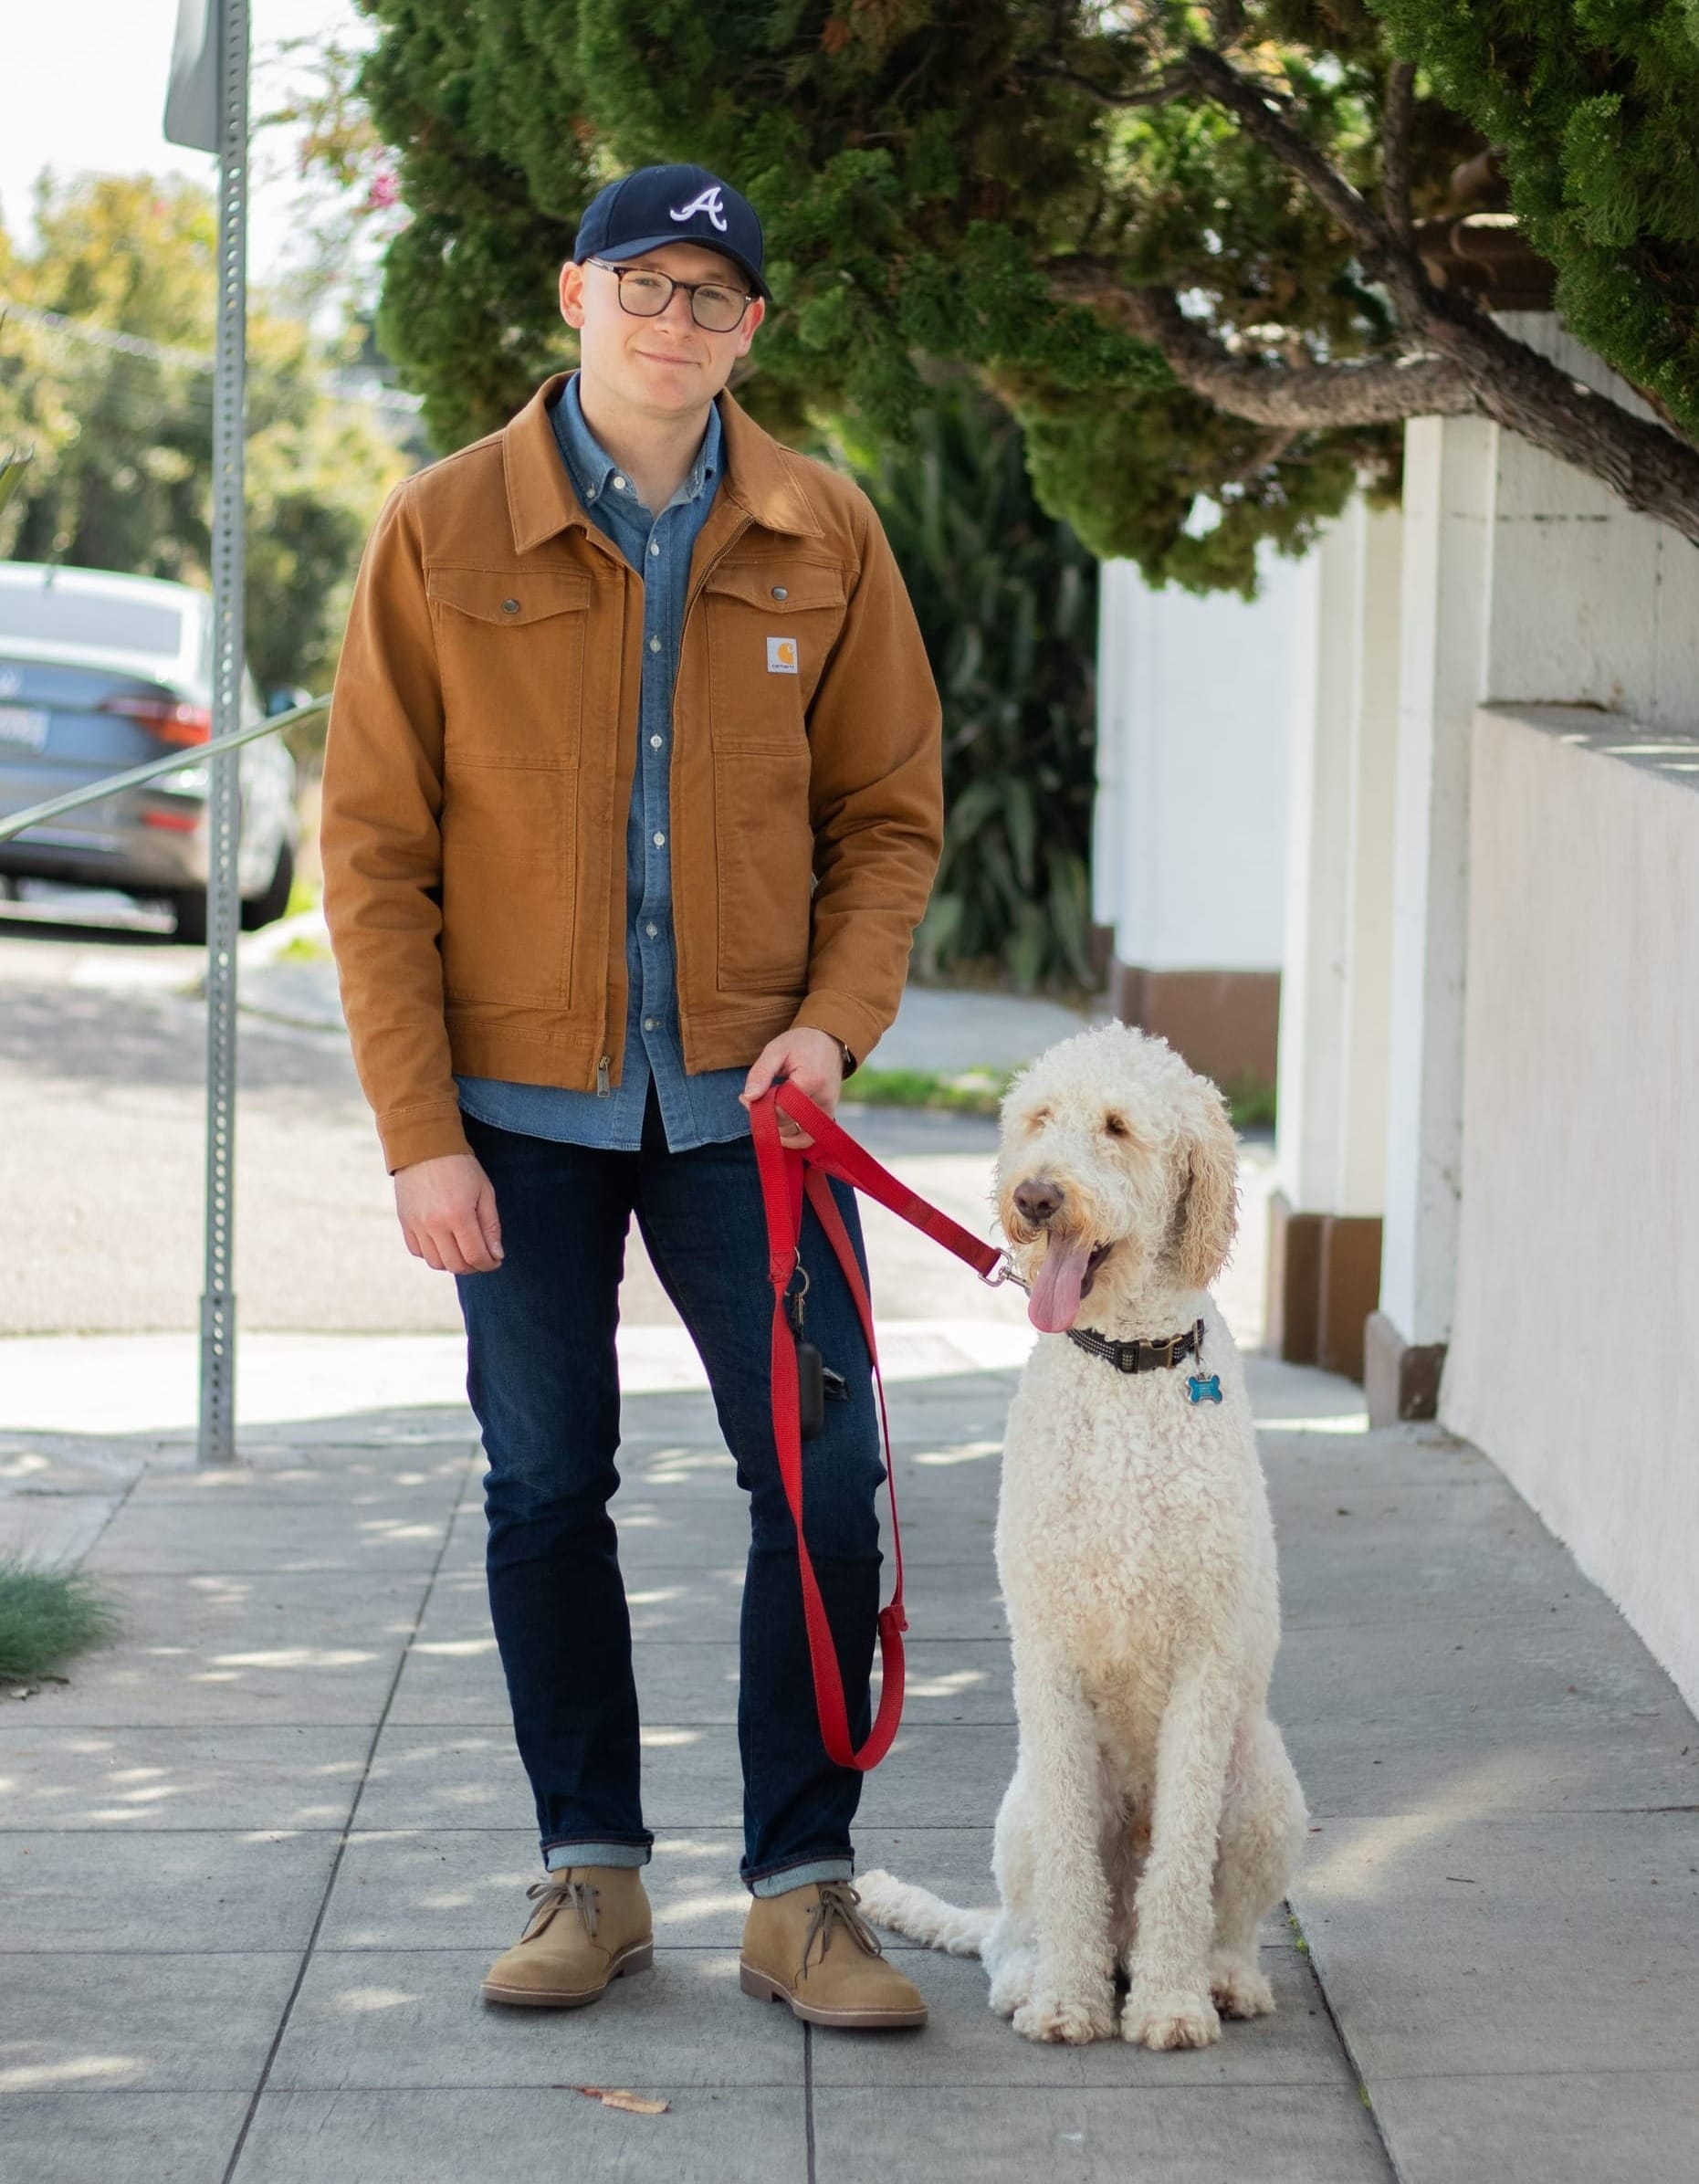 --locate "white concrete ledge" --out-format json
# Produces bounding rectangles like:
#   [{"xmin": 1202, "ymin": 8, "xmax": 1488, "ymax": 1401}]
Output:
[{"xmin": 1443, "ymin": 702, "xmax": 1699, "ymax": 1713}]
